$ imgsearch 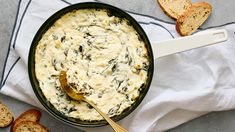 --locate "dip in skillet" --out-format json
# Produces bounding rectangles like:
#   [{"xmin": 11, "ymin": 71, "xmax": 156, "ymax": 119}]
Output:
[{"xmin": 35, "ymin": 9, "xmax": 149, "ymax": 121}]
